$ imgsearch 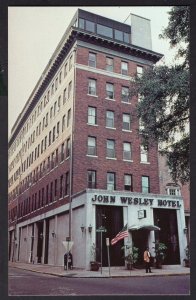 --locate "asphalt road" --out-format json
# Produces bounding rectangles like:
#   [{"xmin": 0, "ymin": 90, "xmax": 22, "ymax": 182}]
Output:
[{"xmin": 8, "ymin": 267, "xmax": 190, "ymax": 296}]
